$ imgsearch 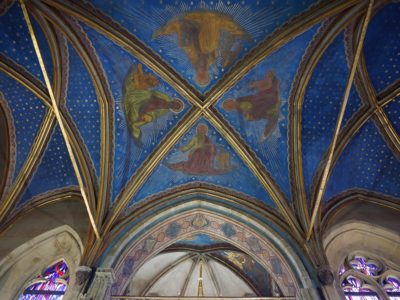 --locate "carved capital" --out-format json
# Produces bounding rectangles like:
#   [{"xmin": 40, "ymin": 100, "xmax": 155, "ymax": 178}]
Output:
[
  {"xmin": 81, "ymin": 268, "xmax": 115, "ymax": 300},
  {"xmin": 76, "ymin": 266, "xmax": 92, "ymax": 286},
  {"xmin": 318, "ymin": 266, "xmax": 334, "ymax": 285}
]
